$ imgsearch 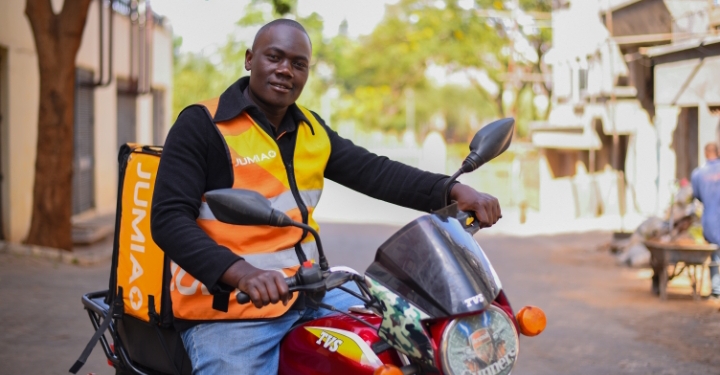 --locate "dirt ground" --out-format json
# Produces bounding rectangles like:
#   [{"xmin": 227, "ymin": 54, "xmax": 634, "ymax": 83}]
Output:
[
  {"xmin": 1, "ymin": 225, "xmax": 719, "ymax": 375},
  {"xmin": 481, "ymin": 231, "xmax": 720, "ymax": 375}
]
